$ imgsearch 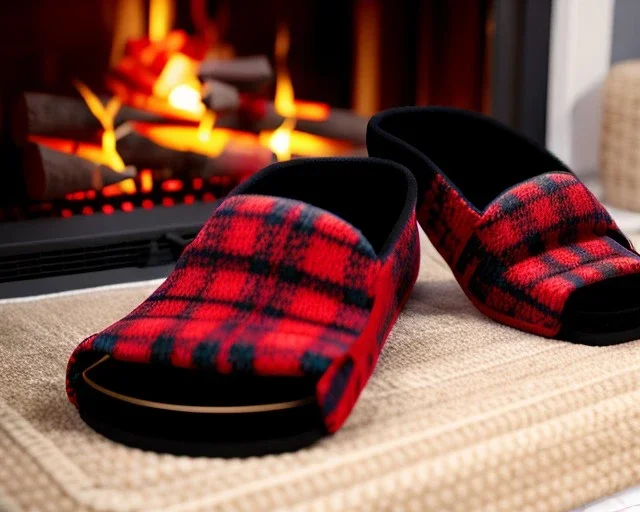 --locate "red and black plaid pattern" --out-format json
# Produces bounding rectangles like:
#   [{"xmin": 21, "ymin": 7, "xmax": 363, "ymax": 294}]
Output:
[
  {"xmin": 418, "ymin": 172, "xmax": 640, "ymax": 336},
  {"xmin": 318, "ymin": 208, "xmax": 420, "ymax": 431},
  {"xmin": 67, "ymin": 193, "xmax": 420, "ymax": 432}
]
